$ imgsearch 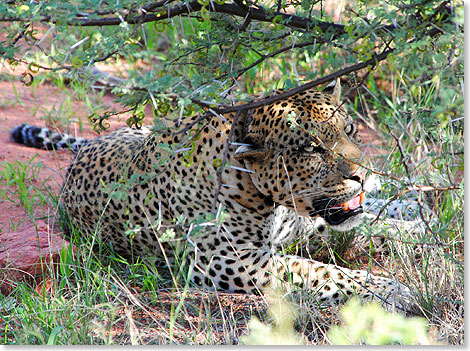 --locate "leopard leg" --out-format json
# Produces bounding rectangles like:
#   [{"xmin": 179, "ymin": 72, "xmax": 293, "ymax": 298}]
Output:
[
  {"xmin": 268, "ymin": 254, "xmax": 413, "ymax": 312},
  {"xmin": 191, "ymin": 247, "xmax": 414, "ymax": 312}
]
